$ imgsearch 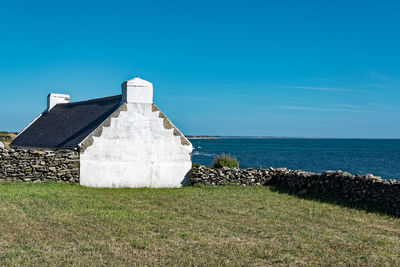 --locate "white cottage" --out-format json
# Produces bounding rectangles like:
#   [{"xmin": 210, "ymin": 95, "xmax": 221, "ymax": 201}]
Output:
[{"xmin": 11, "ymin": 77, "xmax": 193, "ymax": 188}]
